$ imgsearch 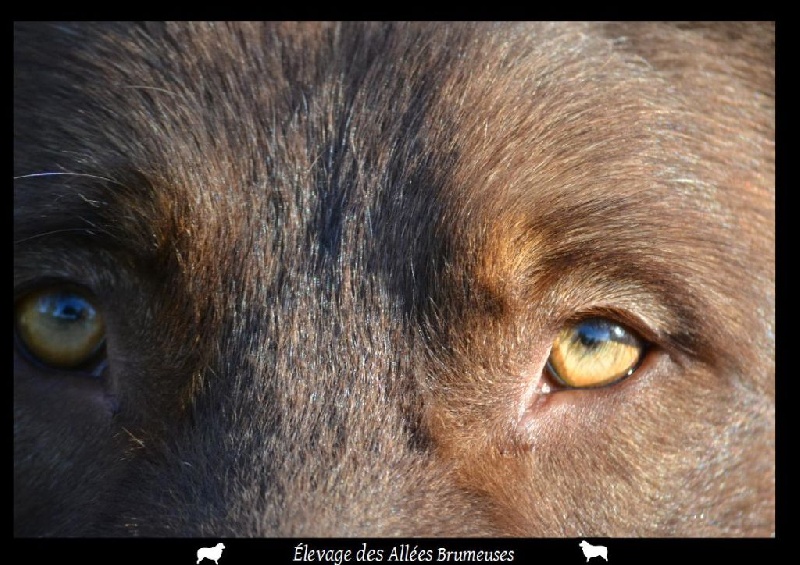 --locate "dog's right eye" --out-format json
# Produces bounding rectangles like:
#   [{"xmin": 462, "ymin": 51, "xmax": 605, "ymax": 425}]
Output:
[
  {"xmin": 545, "ymin": 317, "xmax": 647, "ymax": 389},
  {"xmin": 14, "ymin": 285, "xmax": 106, "ymax": 370}
]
